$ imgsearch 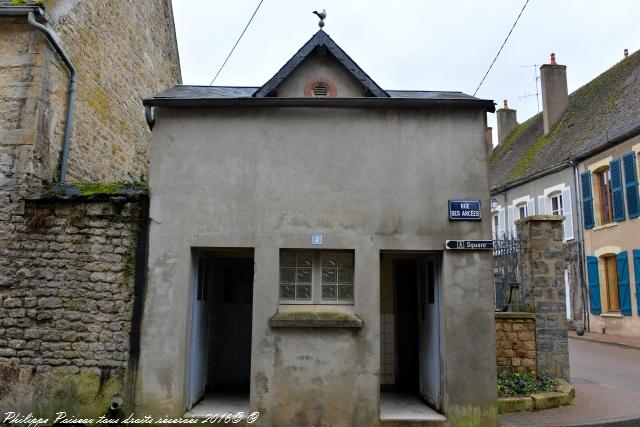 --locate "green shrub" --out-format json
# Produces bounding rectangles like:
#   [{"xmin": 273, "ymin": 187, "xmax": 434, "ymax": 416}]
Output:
[{"xmin": 497, "ymin": 369, "xmax": 556, "ymax": 397}]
